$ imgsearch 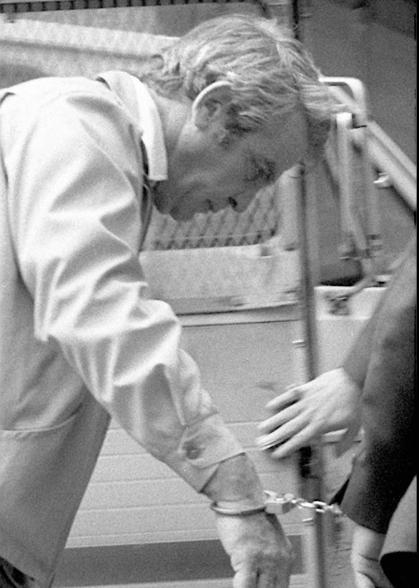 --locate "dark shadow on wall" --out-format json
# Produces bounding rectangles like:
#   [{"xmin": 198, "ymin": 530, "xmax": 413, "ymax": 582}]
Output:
[
  {"xmin": 328, "ymin": 0, "xmax": 416, "ymax": 38},
  {"xmin": 303, "ymin": 0, "xmax": 416, "ymax": 162}
]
